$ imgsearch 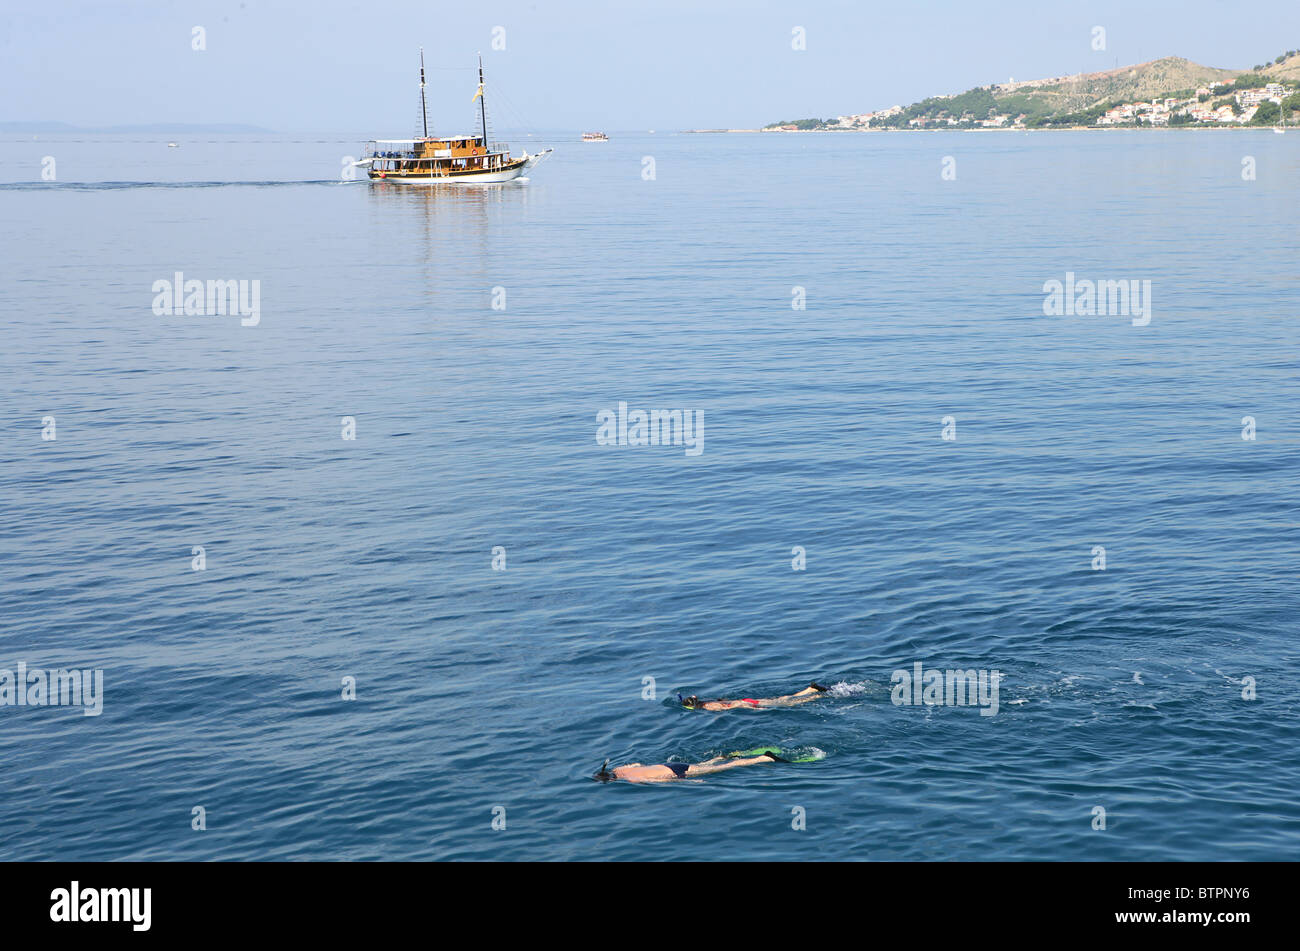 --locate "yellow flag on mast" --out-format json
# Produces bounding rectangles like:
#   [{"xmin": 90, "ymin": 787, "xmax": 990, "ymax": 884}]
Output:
[{"xmin": 472, "ymin": 83, "xmax": 484, "ymax": 102}]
